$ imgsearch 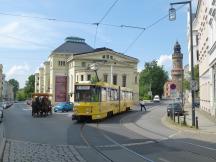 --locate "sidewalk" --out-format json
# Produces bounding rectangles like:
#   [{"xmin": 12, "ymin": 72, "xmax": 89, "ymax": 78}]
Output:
[
  {"xmin": 163, "ymin": 101, "xmax": 216, "ymax": 134},
  {"xmin": 183, "ymin": 102, "xmax": 216, "ymax": 134}
]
